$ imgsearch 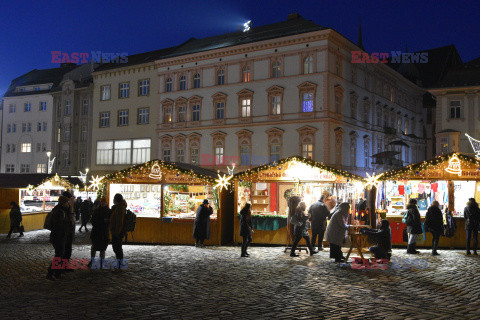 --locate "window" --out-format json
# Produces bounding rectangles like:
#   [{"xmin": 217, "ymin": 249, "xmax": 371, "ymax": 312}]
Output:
[
  {"xmin": 179, "ymin": 76, "xmax": 187, "ymax": 90},
  {"xmin": 42, "ymin": 143, "xmax": 46, "ymax": 152},
  {"xmin": 242, "ymin": 66, "xmax": 251, "ymax": 82},
  {"xmin": 6, "ymin": 164, "xmax": 15, "ymax": 173},
  {"xmin": 114, "ymin": 140, "xmax": 131, "ymax": 164},
  {"xmin": 302, "ymin": 93, "xmax": 314, "ymax": 112},
  {"xmin": 217, "ymin": 69, "xmax": 225, "ymax": 85},
  {"xmin": 191, "ymin": 143, "xmax": 199, "ymax": 164},
  {"xmin": 100, "ymin": 112, "xmax": 110, "ymax": 127},
  {"xmin": 57, "ymin": 103, "xmax": 61, "ymax": 117},
  {"xmin": 57, "ymin": 128, "xmax": 61, "ymax": 142},
  {"xmin": 137, "ymin": 107, "xmax": 149, "ymax": 124},
  {"xmin": 81, "ymin": 125, "xmax": 87, "ymax": 141},
  {"xmin": 270, "ymin": 141, "xmax": 281, "ymax": 163},
  {"xmin": 40, "ymin": 101, "xmax": 47, "ymax": 111},
  {"xmin": 24, "ymin": 102, "xmax": 31, "ymax": 112},
  {"xmin": 177, "ymin": 106, "xmax": 186, "ymax": 122},
  {"xmin": 269, "ymin": 96, "xmax": 281, "ymax": 115},
  {"xmin": 302, "ymin": 139, "xmax": 313, "ymax": 159},
  {"xmin": 81, "ymin": 100, "xmax": 89, "ymax": 115},
  {"xmin": 6, "ymin": 144, "xmax": 10, "ymax": 153},
  {"xmin": 7, "ymin": 124, "xmax": 11, "ymax": 133},
  {"xmin": 350, "ymin": 135, "xmax": 357, "ymax": 167},
  {"xmin": 450, "ymin": 101, "xmax": 461, "ymax": 119},
  {"xmin": 441, "ymin": 137, "xmax": 449, "ymax": 154},
  {"xmin": 241, "ymin": 98, "xmax": 251, "ymax": 117},
  {"xmin": 43, "ymin": 122, "xmax": 47, "ymax": 132},
  {"xmin": 215, "ymin": 141, "xmax": 224, "ymax": 165},
  {"xmin": 351, "ymin": 95, "xmax": 357, "ymax": 118},
  {"xmin": 37, "ymin": 164, "xmax": 46, "ymax": 173},
  {"xmin": 13, "ymin": 124, "xmax": 16, "ymax": 132},
  {"xmin": 37, "ymin": 122, "xmax": 42, "ymax": 132},
  {"xmin": 376, "ymin": 108, "xmax": 382, "ymax": 126},
  {"xmin": 132, "ymin": 139, "xmax": 151, "ymax": 164},
  {"xmin": 272, "ymin": 61, "xmax": 281, "ymax": 78},
  {"xmin": 240, "ymin": 141, "xmax": 251, "ymax": 166},
  {"xmin": 34, "ymin": 86, "xmax": 40, "ymax": 91},
  {"xmin": 303, "ymin": 56, "xmax": 313, "ymax": 74},
  {"xmin": 80, "ymin": 153, "xmax": 86, "ymax": 169},
  {"xmin": 118, "ymin": 110, "xmax": 129, "ymax": 126},
  {"xmin": 12, "ymin": 144, "xmax": 16, "ymax": 152},
  {"xmin": 9, "ymin": 104, "xmax": 15, "ymax": 113},
  {"xmin": 119, "ymin": 82, "xmax": 129, "ymax": 98},
  {"xmin": 335, "ymin": 56, "xmax": 341, "ymax": 76},
  {"xmin": 164, "ymin": 106, "xmax": 172, "ymax": 123},
  {"xmin": 22, "ymin": 123, "xmax": 26, "ymax": 132},
  {"xmin": 334, "ymin": 128, "xmax": 344, "ymax": 165},
  {"xmin": 101, "ymin": 85, "xmax": 111, "ymax": 100},
  {"xmin": 63, "ymin": 152, "xmax": 69, "ymax": 168},
  {"xmin": 138, "ymin": 79, "xmax": 150, "ymax": 96},
  {"xmin": 193, "ymin": 73, "xmax": 201, "ymax": 88},
  {"xmin": 165, "ymin": 78, "xmax": 173, "ymax": 92},
  {"xmin": 27, "ymin": 123, "xmax": 31, "ymax": 132},
  {"xmin": 216, "ymin": 102, "xmax": 225, "ymax": 119},
  {"xmin": 64, "ymin": 126, "xmax": 71, "ymax": 141},
  {"xmin": 21, "ymin": 164, "xmax": 30, "ymax": 173},
  {"xmin": 163, "ymin": 144, "xmax": 171, "ymax": 161},
  {"xmin": 97, "ymin": 141, "xmax": 113, "ymax": 165},
  {"xmin": 176, "ymin": 144, "xmax": 185, "ymax": 162},
  {"xmin": 36, "ymin": 143, "xmax": 41, "ymax": 152},
  {"xmin": 22, "ymin": 142, "xmax": 32, "ymax": 153},
  {"xmin": 65, "ymin": 100, "xmax": 71, "ymax": 115},
  {"xmin": 192, "ymin": 104, "xmax": 200, "ymax": 122}
]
